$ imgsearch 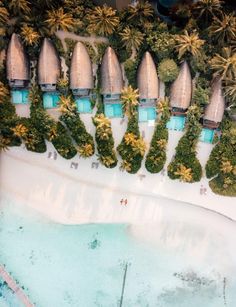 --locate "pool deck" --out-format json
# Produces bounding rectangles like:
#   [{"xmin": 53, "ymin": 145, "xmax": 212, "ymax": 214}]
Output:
[{"xmin": 0, "ymin": 265, "xmax": 34, "ymax": 307}]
